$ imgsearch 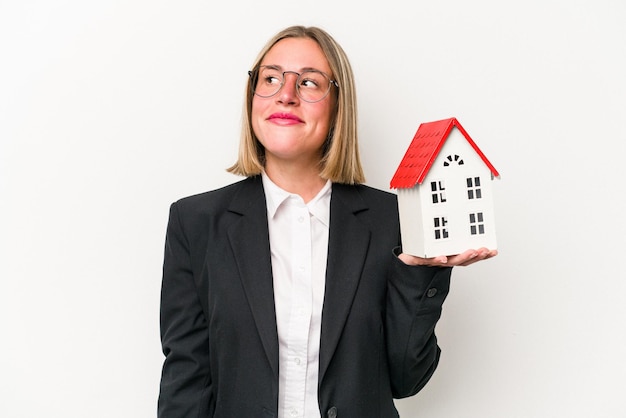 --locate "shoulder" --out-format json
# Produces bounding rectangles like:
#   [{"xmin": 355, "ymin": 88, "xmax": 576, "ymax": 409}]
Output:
[
  {"xmin": 164, "ymin": 176, "xmax": 264, "ymax": 250},
  {"xmin": 166, "ymin": 176, "xmax": 264, "ymax": 240},
  {"xmin": 333, "ymin": 183, "xmax": 398, "ymax": 210},
  {"xmin": 331, "ymin": 183, "xmax": 401, "ymax": 247},
  {"xmin": 354, "ymin": 183, "xmax": 397, "ymax": 202},
  {"xmin": 173, "ymin": 176, "xmax": 262, "ymax": 214},
  {"xmin": 331, "ymin": 183, "xmax": 399, "ymax": 231}
]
